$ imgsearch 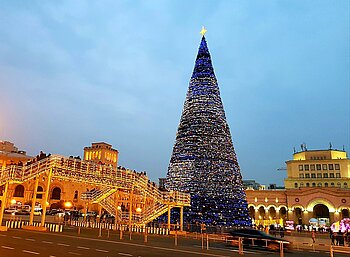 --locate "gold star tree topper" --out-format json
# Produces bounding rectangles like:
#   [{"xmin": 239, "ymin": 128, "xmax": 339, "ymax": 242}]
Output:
[{"xmin": 200, "ymin": 26, "xmax": 207, "ymax": 36}]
